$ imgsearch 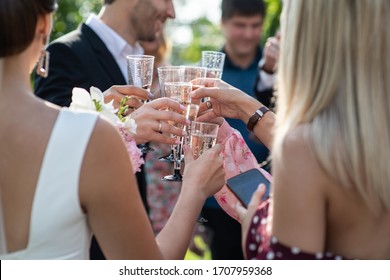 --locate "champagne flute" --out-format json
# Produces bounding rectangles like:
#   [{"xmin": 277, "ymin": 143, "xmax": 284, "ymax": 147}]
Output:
[
  {"xmin": 157, "ymin": 66, "xmax": 185, "ymax": 162},
  {"xmin": 201, "ymin": 51, "xmax": 226, "ymax": 79},
  {"xmin": 201, "ymin": 51, "xmax": 226, "ymax": 102},
  {"xmin": 189, "ymin": 121, "xmax": 219, "ymax": 223},
  {"xmin": 157, "ymin": 66, "xmax": 206, "ymax": 163},
  {"xmin": 180, "ymin": 66, "xmax": 206, "ymax": 148},
  {"xmin": 161, "ymin": 82, "xmax": 193, "ymax": 182},
  {"xmin": 189, "ymin": 121, "xmax": 219, "ymax": 159},
  {"xmin": 181, "ymin": 65, "xmax": 207, "ymax": 89},
  {"xmin": 127, "ymin": 54, "xmax": 155, "ymax": 153}
]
